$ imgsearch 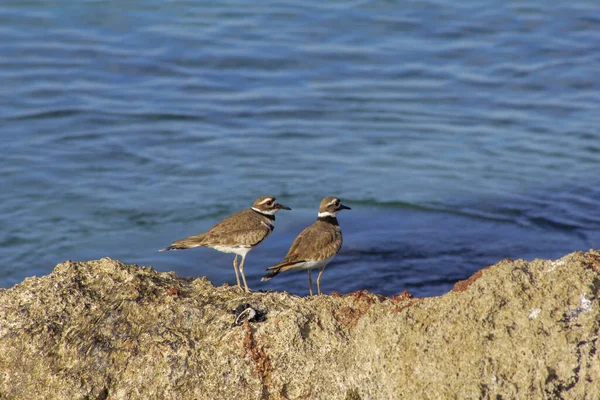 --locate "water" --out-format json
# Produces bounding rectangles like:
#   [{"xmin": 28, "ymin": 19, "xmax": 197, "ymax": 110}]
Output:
[{"xmin": 1, "ymin": 1, "xmax": 600, "ymax": 297}]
